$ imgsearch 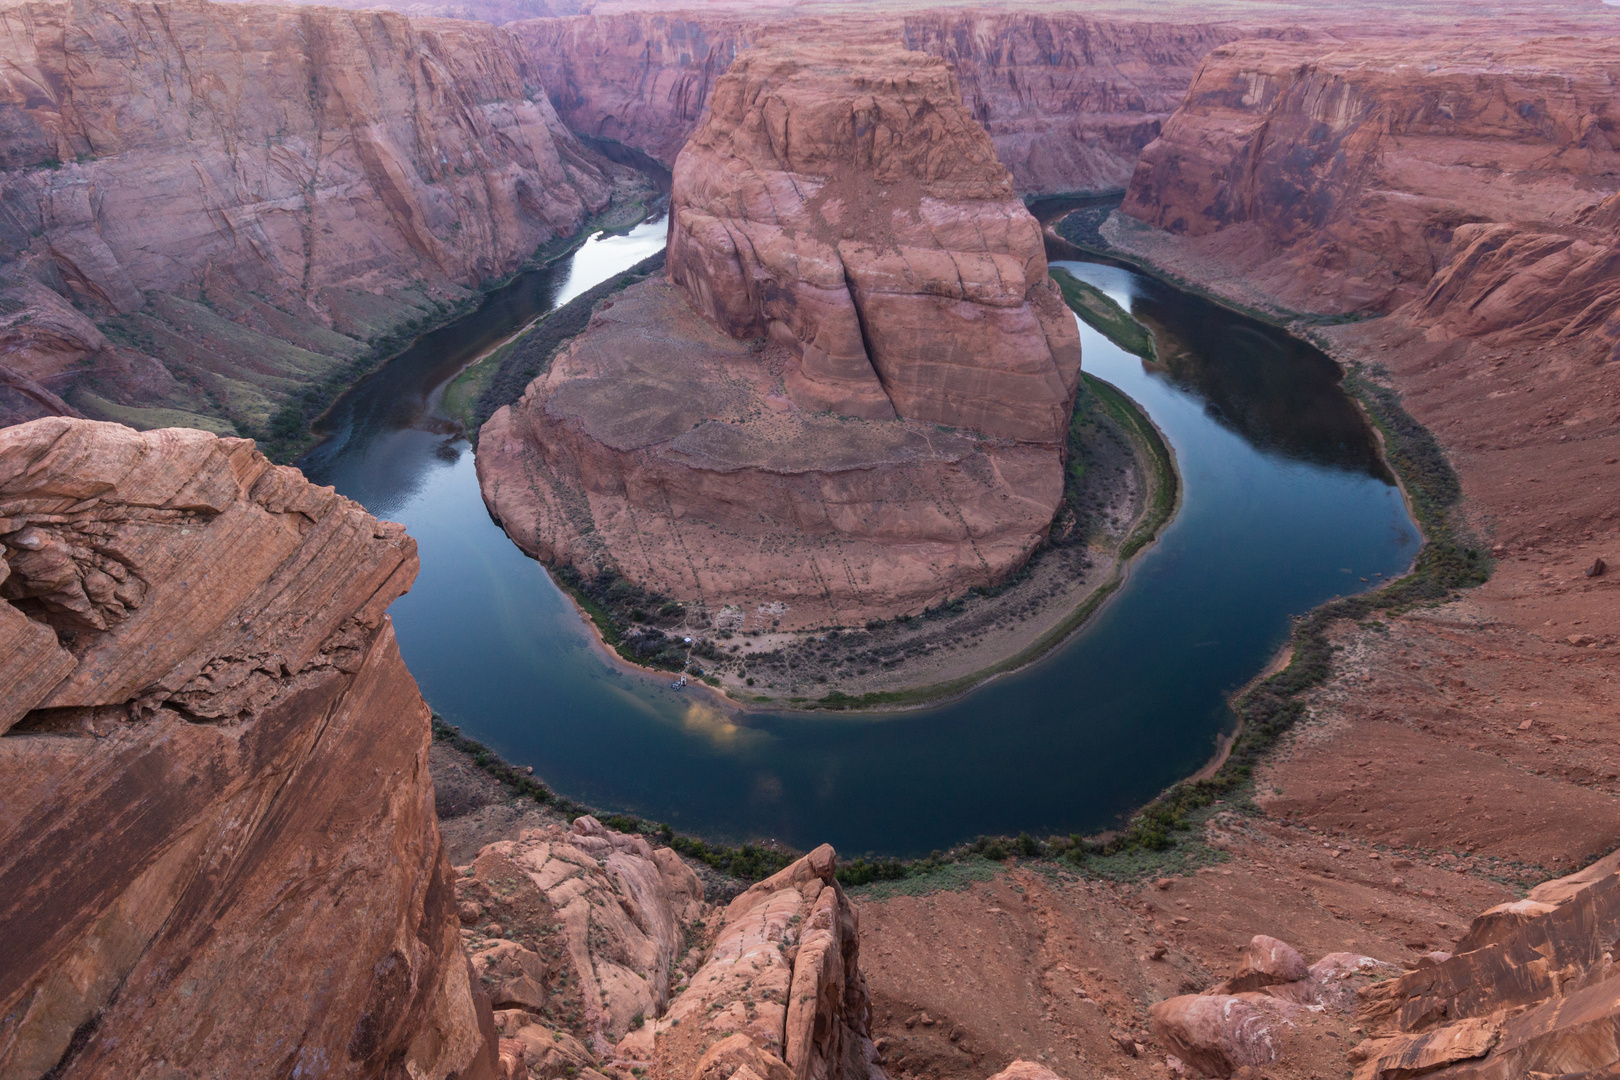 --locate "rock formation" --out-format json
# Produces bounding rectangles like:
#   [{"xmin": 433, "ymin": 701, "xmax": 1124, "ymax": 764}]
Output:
[
  {"xmin": 511, "ymin": 11, "xmax": 1247, "ymax": 194},
  {"xmin": 453, "ymin": 819, "xmax": 880, "ymax": 1080},
  {"xmin": 1116, "ymin": 37, "xmax": 1620, "ymax": 323},
  {"xmin": 0, "ymin": 0, "xmax": 614, "ymax": 432},
  {"xmin": 1351, "ymin": 854, "xmax": 1620, "ymax": 1079},
  {"xmin": 0, "ymin": 418, "xmax": 489, "ymax": 1079},
  {"xmin": 479, "ymin": 43, "xmax": 1080, "ymax": 629}
]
